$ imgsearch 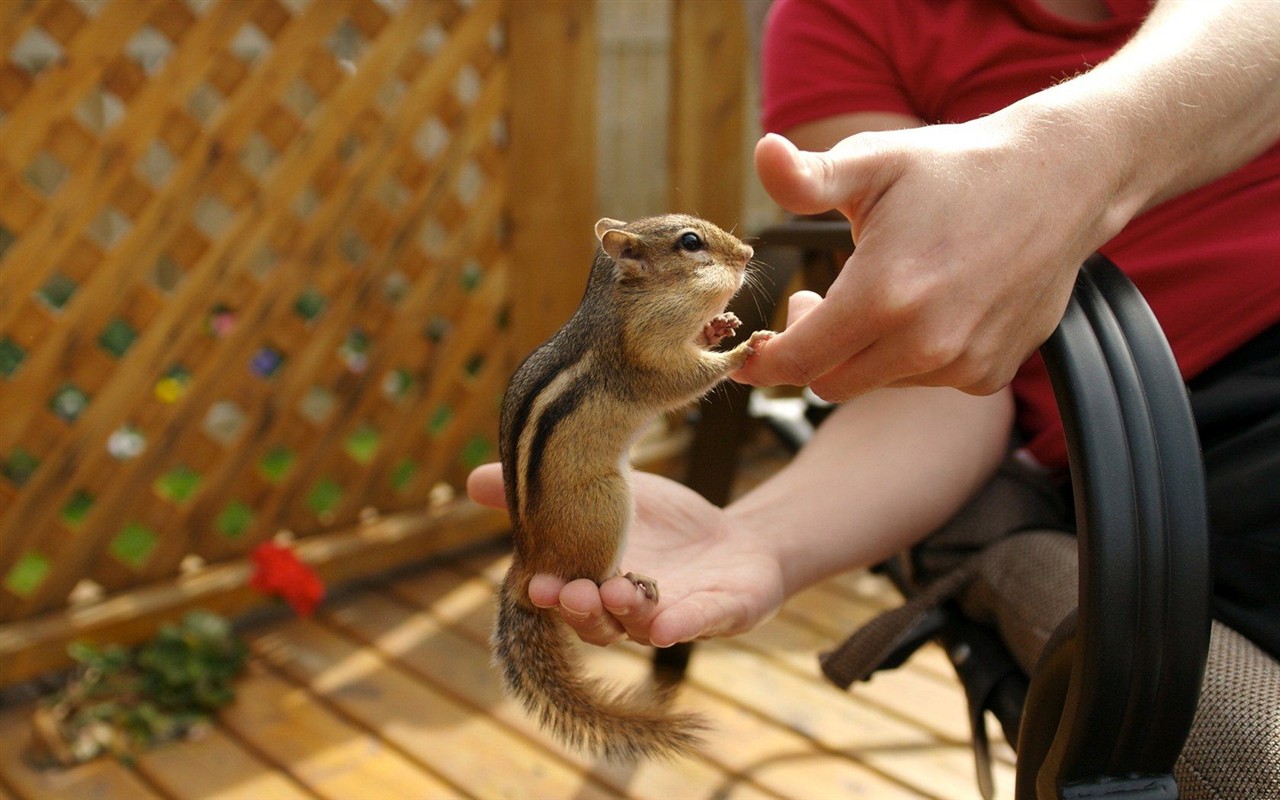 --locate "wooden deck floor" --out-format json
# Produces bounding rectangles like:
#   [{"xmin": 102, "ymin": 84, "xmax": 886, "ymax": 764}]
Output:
[{"xmin": 0, "ymin": 541, "xmax": 1016, "ymax": 800}]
